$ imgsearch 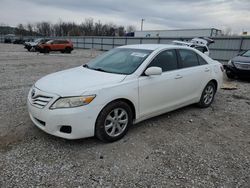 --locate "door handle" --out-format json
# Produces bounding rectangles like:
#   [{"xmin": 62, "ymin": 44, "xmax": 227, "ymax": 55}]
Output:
[
  {"xmin": 175, "ymin": 75, "xmax": 183, "ymax": 79},
  {"xmin": 204, "ymin": 68, "xmax": 210, "ymax": 72}
]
